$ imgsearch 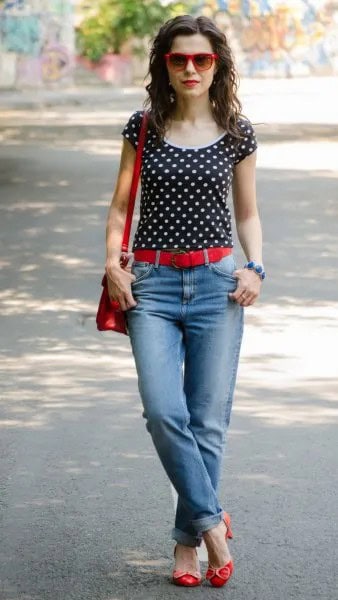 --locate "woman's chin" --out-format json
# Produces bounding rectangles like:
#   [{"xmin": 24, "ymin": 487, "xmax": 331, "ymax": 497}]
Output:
[{"xmin": 177, "ymin": 87, "xmax": 207, "ymax": 99}]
